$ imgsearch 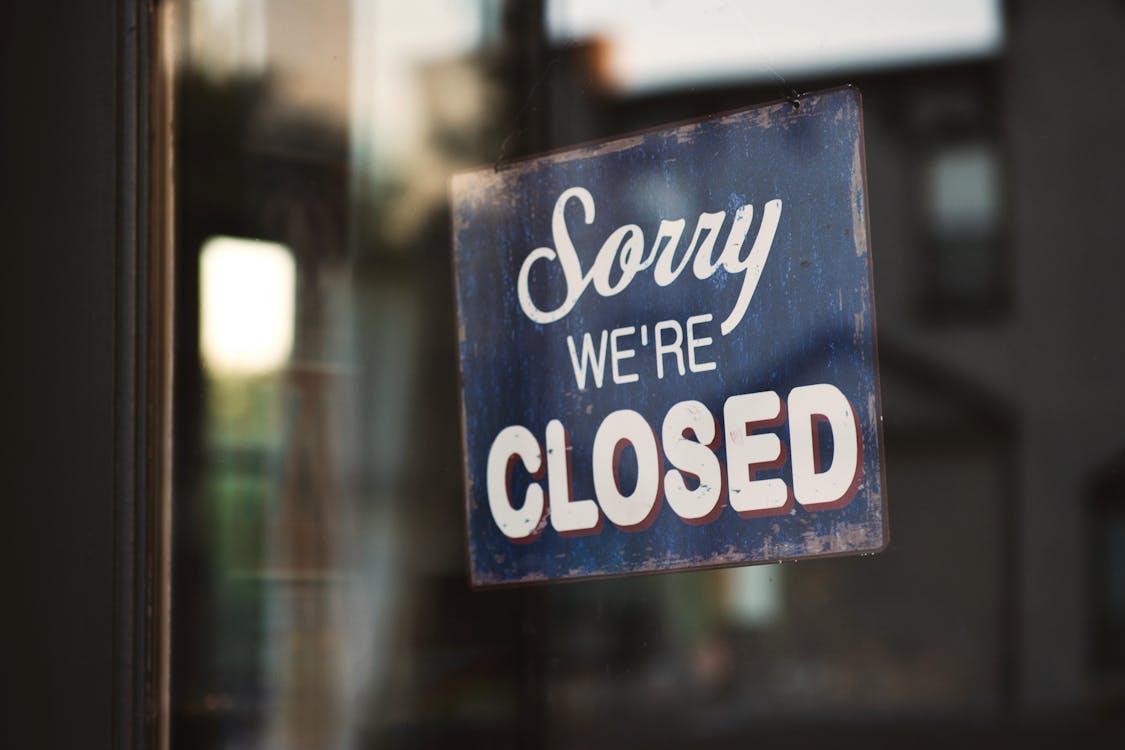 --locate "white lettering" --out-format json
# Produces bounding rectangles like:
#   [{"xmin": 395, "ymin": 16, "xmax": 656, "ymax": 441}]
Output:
[
  {"xmin": 546, "ymin": 419, "xmax": 601, "ymax": 534},
  {"xmin": 724, "ymin": 391, "xmax": 790, "ymax": 515},
  {"xmin": 566, "ymin": 330, "xmax": 609, "ymax": 389},
  {"xmin": 517, "ymin": 187, "xmax": 594, "ymax": 325},
  {"xmin": 789, "ymin": 383, "xmax": 861, "ymax": 507},
  {"xmin": 662, "ymin": 400, "xmax": 723, "ymax": 522},
  {"xmin": 591, "ymin": 225, "xmax": 647, "ymax": 297},
  {"xmin": 485, "ymin": 382, "xmax": 861, "ymax": 540},
  {"xmin": 654, "ymin": 320, "xmax": 685, "ymax": 379},
  {"xmin": 517, "ymin": 189, "xmax": 781, "ymax": 336},
  {"xmin": 688, "ymin": 211, "xmax": 728, "ymax": 279},
  {"xmin": 717, "ymin": 198, "xmax": 782, "ymax": 335},
  {"xmin": 686, "ymin": 314, "xmax": 717, "ymax": 373},
  {"xmin": 486, "ymin": 425, "xmax": 546, "ymax": 540},
  {"xmin": 592, "ymin": 409, "xmax": 662, "ymax": 530},
  {"xmin": 610, "ymin": 326, "xmax": 639, "ymax": 384},
  {"xmin": 651, "ymin": 219, "xmax": 688, "ymax": 286}
]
